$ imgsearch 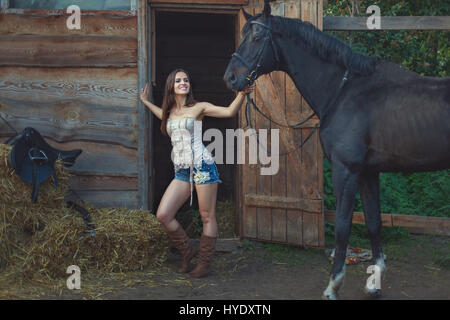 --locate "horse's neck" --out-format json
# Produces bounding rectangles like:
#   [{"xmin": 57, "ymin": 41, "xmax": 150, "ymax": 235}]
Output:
[{"xmin": 277, "ymin": 38, "xmax": 346, "ymax": 119}]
